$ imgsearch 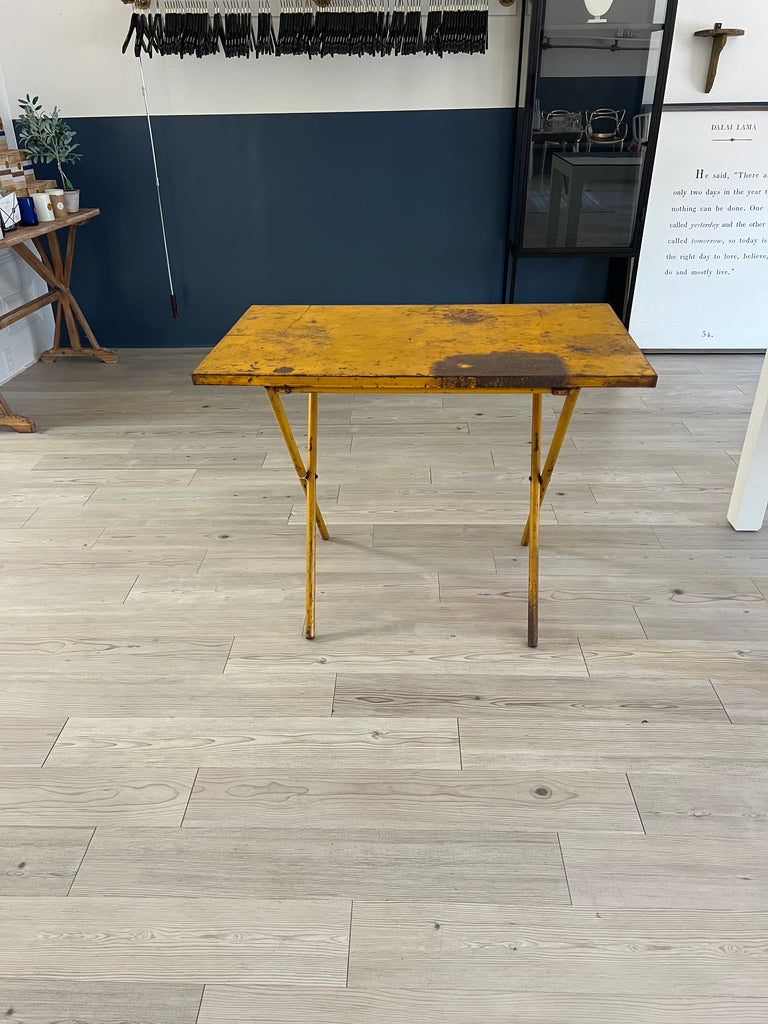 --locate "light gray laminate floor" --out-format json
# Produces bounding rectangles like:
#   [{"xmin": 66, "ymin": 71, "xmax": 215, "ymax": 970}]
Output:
[{"xmin": 1, "ymin": 349, "xmax": 767, "ymax": 1023}]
